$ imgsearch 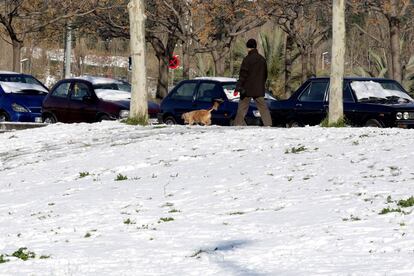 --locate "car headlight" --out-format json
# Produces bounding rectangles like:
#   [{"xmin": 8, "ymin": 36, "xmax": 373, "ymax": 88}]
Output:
[
  {"xmin": 12, "ymin": 103, "xmax": 29, "ymax": 113},
  {"xmin": 396, "ymin": 112, "xmax": 403, "ymax": 120},
  {"xmin": 253, "ymin": 110, "xmax": 261, "ymax": 117},
  {"xmin": 119, "ymin": 110, "xmax": 129, "ymax": 119},
  {"xmin": 403, "ymin": 112, "xmax": 410, "ymax": 120}
]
